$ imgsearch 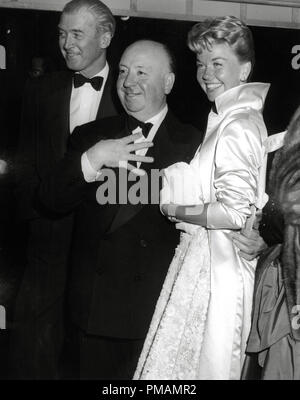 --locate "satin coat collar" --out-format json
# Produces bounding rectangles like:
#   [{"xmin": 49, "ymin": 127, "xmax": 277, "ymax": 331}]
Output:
[{"xmin": 214, "ymin": 82, "xmax": 270, "ymax": 116}]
